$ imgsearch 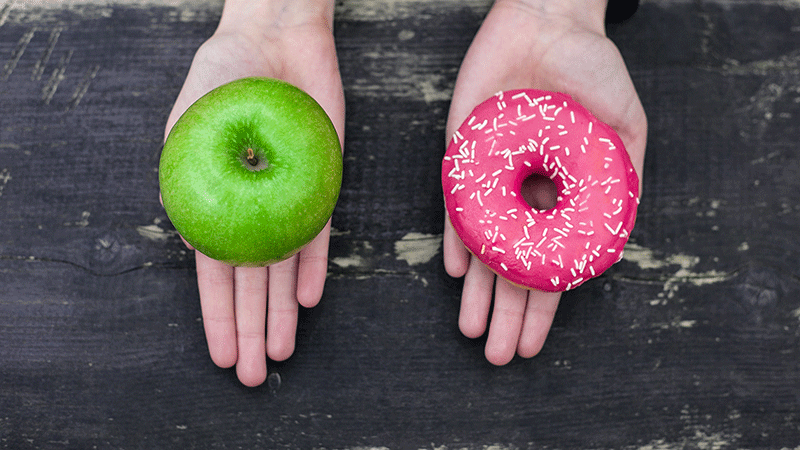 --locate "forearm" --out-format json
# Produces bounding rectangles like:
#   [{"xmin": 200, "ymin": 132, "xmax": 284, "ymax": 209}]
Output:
[{"xmin": 217, "ymin": 0, "xmax": 336, "ymax": 37}]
